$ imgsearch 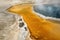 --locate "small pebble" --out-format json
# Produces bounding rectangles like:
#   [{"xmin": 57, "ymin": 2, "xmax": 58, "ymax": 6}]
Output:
[
  {"xmin": 19, "ymin": 19, "xmax": 22, "ymax": 21},
  {"xmin": 19, "ymin": 22, "xmax": 24, "ymax": 27},
  {"xmin": 24, "ymin": 27, "xmax": 27, "ymax": 31}
]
